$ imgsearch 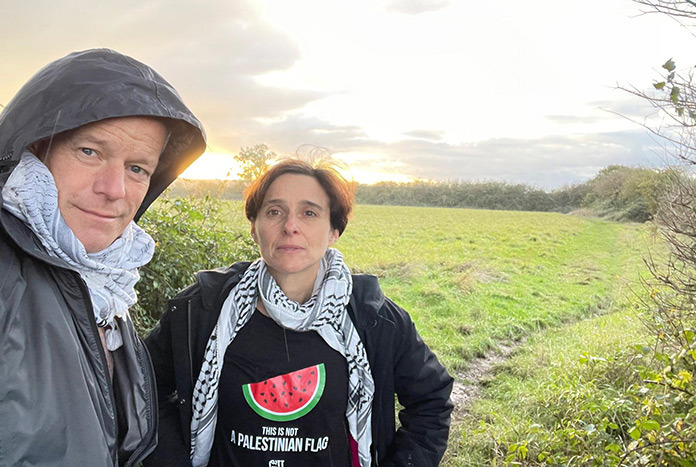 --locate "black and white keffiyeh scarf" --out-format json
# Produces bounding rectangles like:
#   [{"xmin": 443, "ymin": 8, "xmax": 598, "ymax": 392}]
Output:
[
  {"xmin": 190, "ymin": 248, "xmax": 375, "ymax": 467},
  {"xmin": 1, "ymin": 152, "xmax": 155, "ymax": 350}
]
